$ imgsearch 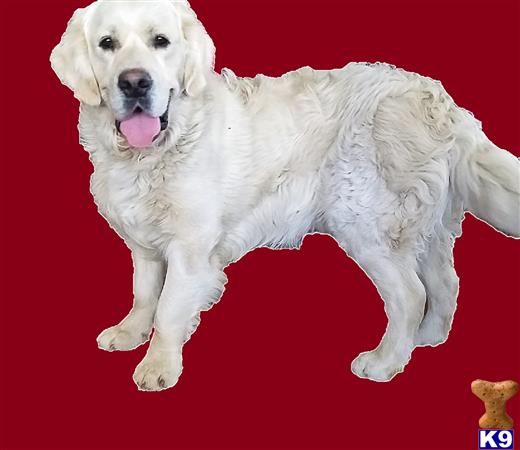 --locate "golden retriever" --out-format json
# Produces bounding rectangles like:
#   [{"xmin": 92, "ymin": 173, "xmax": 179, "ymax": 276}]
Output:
[{"xmin": 51, "ymin": 0, "xmax": 520, "ymax": 391}]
